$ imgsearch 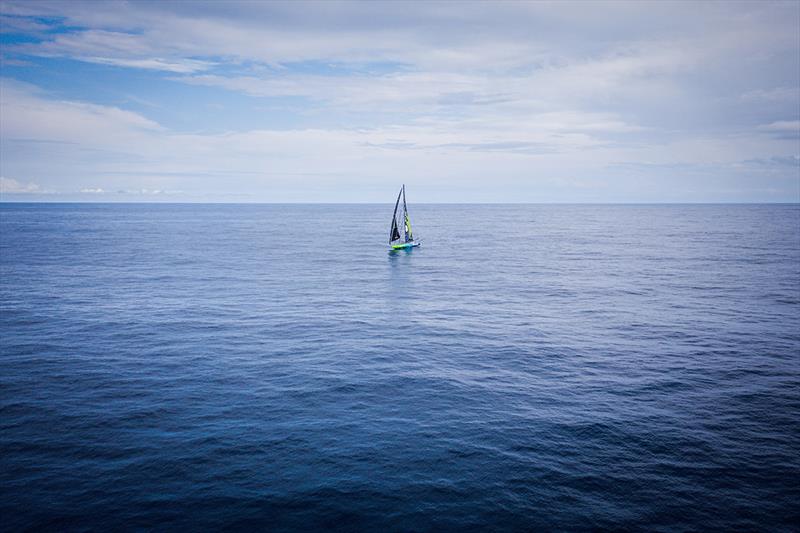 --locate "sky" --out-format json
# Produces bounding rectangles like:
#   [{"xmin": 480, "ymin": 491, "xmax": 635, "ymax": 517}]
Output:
[{"xmin": 0, "ymin": 0, "xmax": 798, "ymax": 203}]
